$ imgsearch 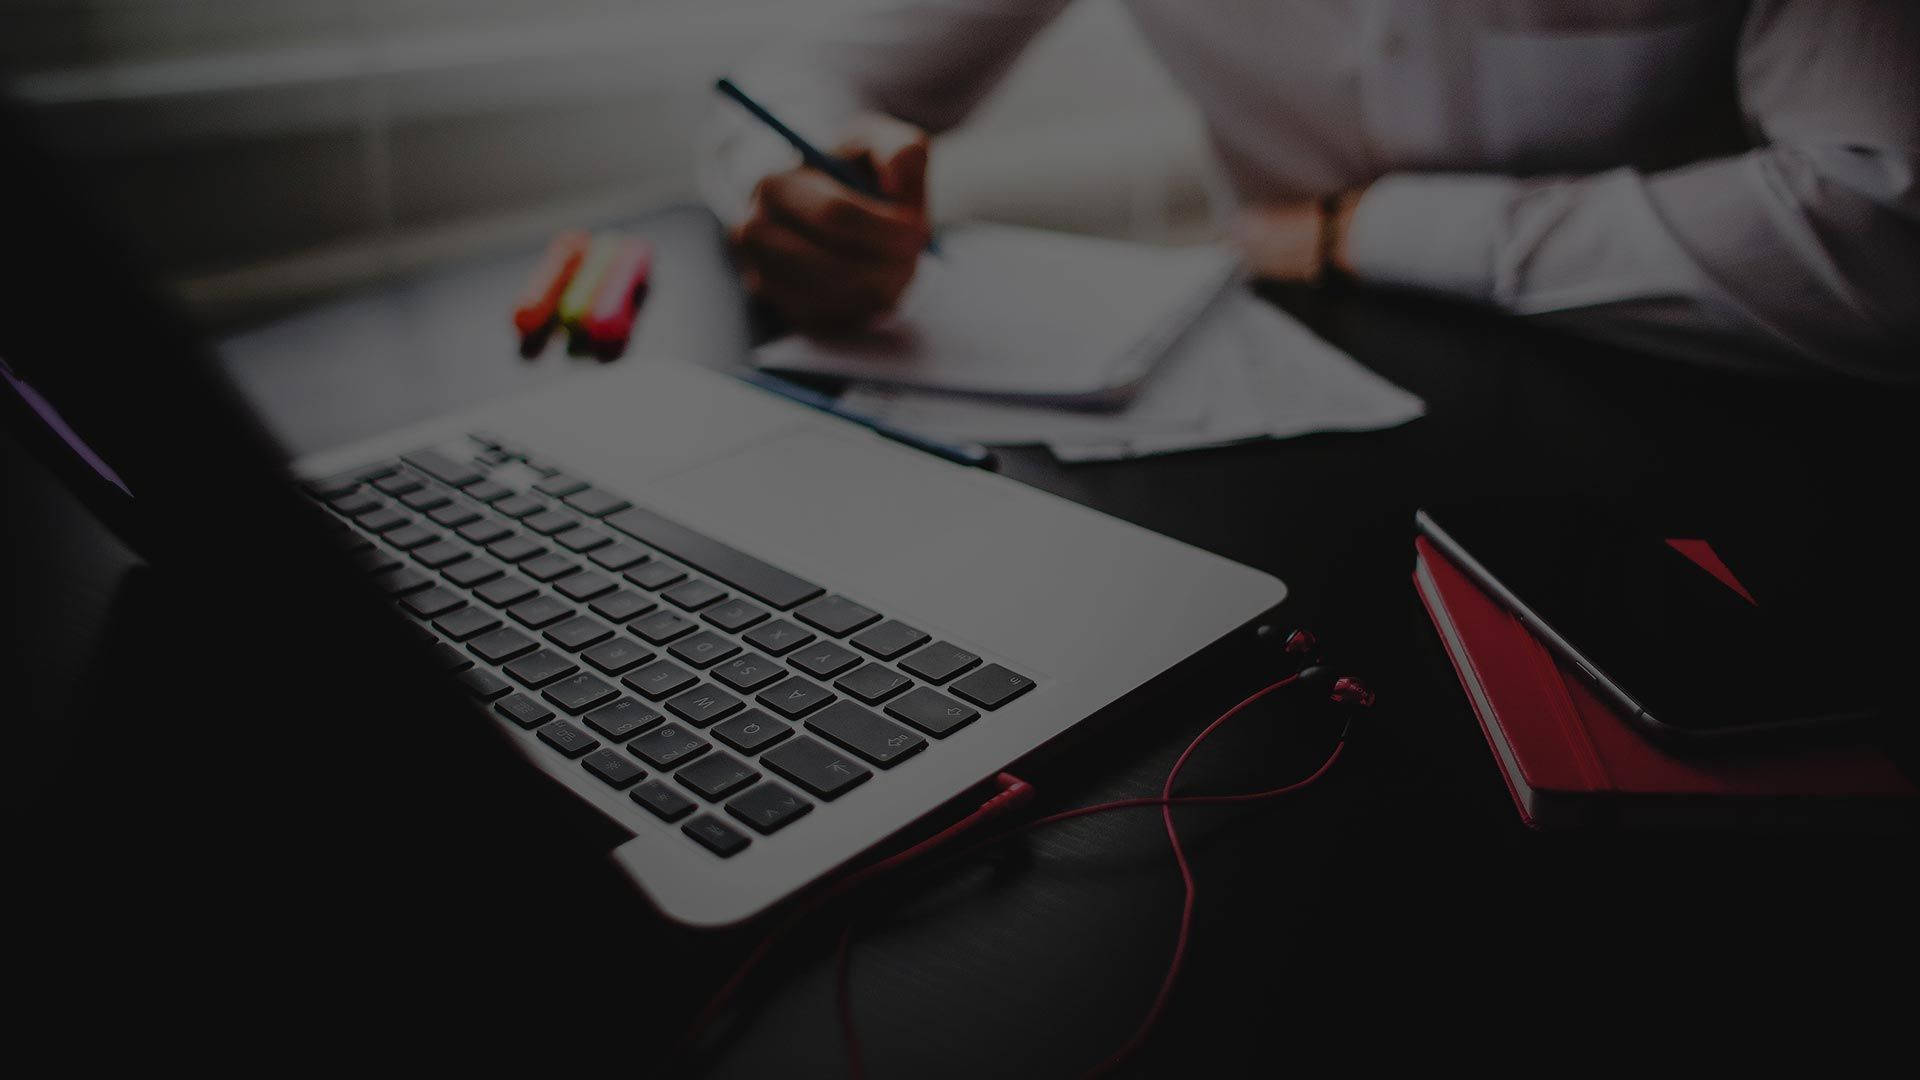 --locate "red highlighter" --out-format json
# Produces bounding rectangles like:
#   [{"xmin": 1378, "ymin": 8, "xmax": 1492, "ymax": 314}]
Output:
[
  {"xmin": 513, "ymin": 230, "xmax": 590, "ymax": 336},
  {"xmin": 583, "ymin": 237, "xmax": 654, "ymax": 353}
]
